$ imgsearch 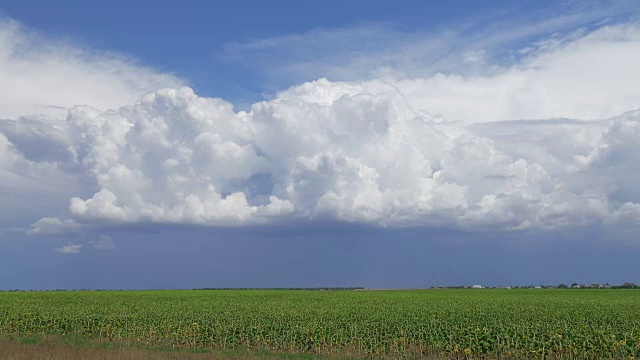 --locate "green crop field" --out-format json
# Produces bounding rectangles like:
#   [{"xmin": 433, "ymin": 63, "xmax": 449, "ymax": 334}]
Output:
[{"xmin": 1, "ymin": 289, "xmax": 639, "ymax": 359}]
